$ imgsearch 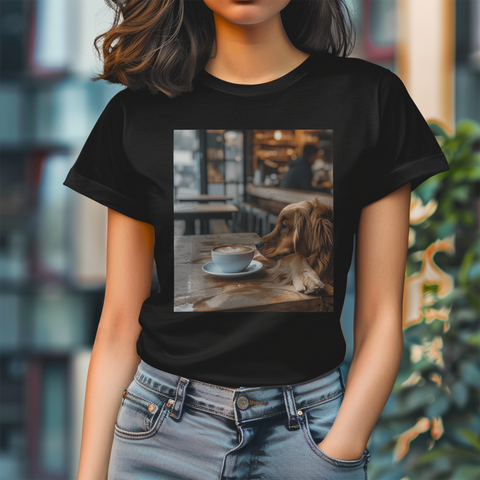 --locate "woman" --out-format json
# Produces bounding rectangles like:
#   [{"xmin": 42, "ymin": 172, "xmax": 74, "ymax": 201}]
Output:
[{"xmin": 63, "ymin": 0, "xmax": 450, "ymax": 479}]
